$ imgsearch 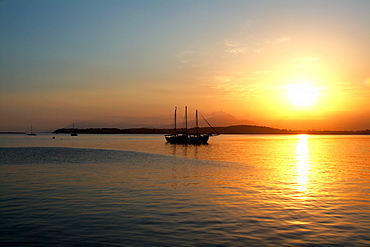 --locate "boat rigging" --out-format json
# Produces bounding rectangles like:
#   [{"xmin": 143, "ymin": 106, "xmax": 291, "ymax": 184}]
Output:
[{"xmin": 165, "ymin": 106, "xmax": 218, "ymax": 144}]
